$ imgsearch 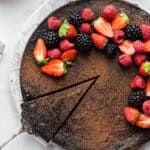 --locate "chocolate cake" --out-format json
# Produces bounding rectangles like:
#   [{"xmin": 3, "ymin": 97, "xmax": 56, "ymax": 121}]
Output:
[{"xmin": 21, "ymin": 0, "xmax": 150, "ymax": 149}]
